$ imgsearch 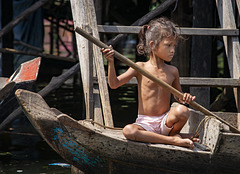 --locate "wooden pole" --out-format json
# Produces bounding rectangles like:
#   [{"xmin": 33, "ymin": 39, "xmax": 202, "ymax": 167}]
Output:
[
  {"xmin": 0, "ymin": 48, "xmax": 76, "ymax": 63},
  {"xmin": 75, "ymin": 26, "xmax": 240, "ymax": 133},
  {"xmin": 216, "ymin": 0, "xmax": 240, "ymax": 112}
]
